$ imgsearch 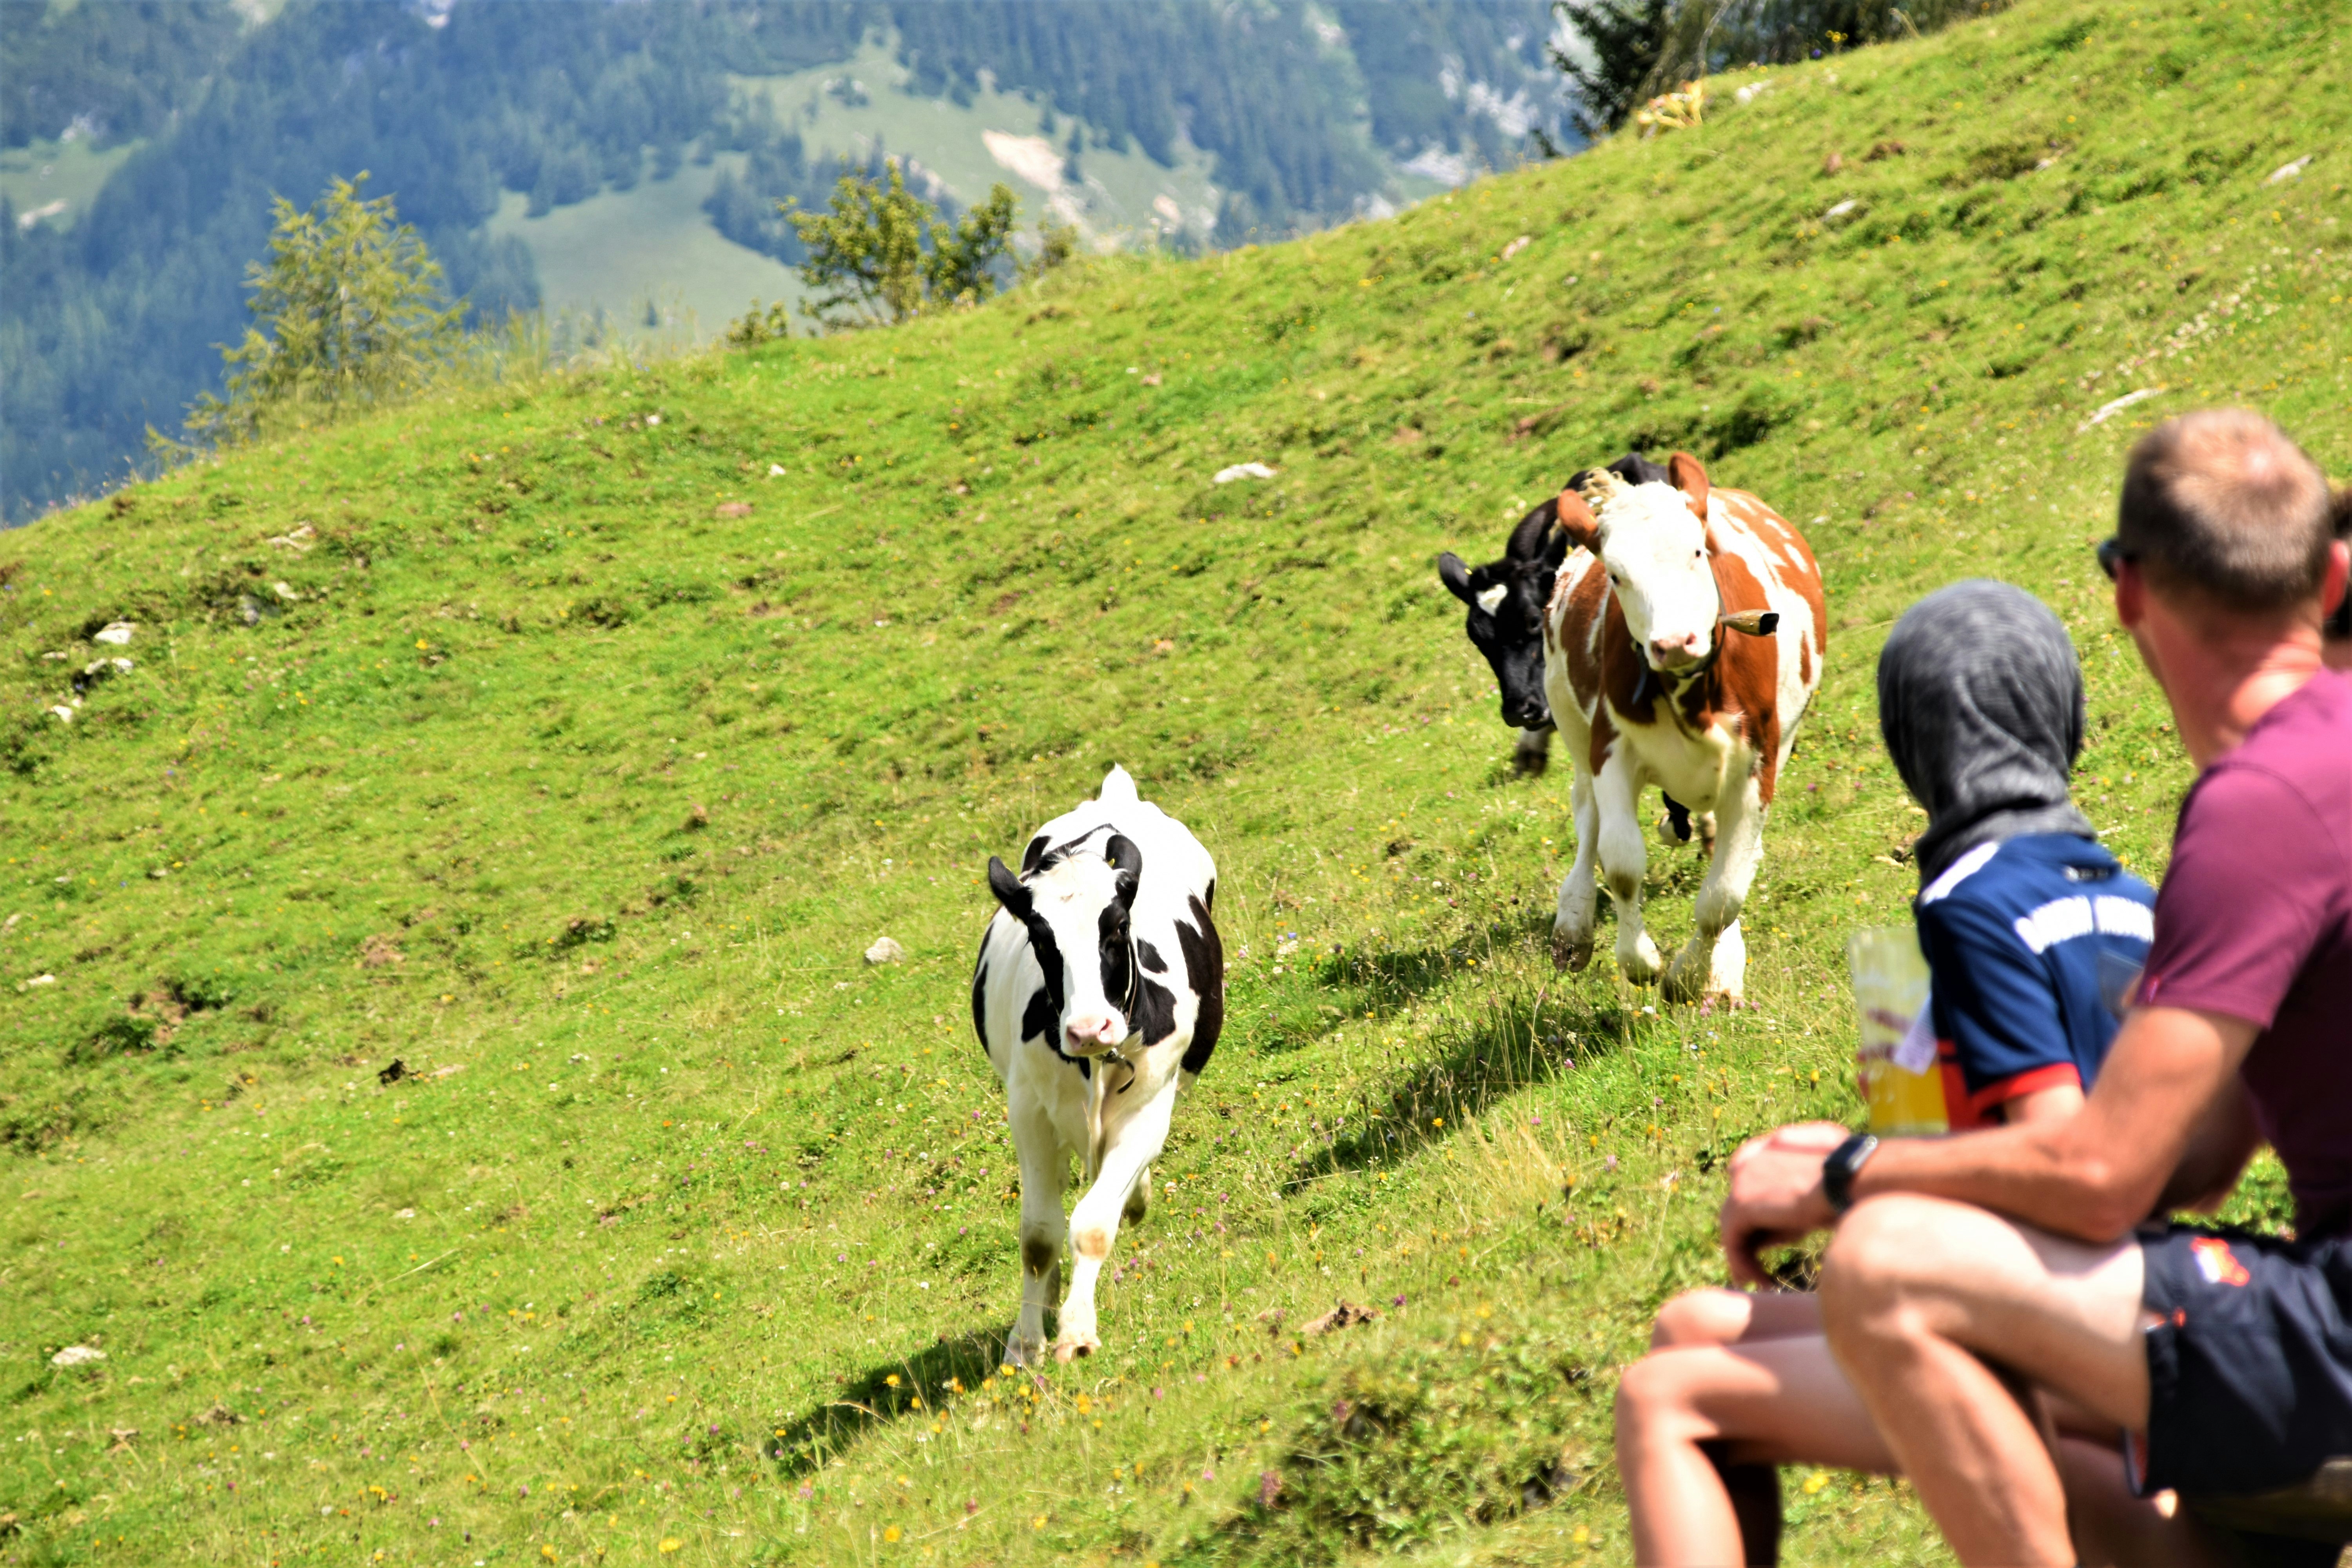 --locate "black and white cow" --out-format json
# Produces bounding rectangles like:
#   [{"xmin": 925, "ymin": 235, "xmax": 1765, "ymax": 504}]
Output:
[{"xmin": 971, "ymin": 765, "xmax": 1222, "ymax": 1365}]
